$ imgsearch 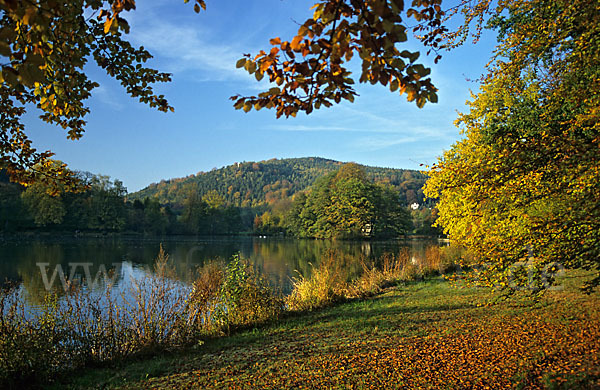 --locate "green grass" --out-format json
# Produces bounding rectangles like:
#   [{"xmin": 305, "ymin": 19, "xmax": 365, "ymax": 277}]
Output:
[{"xmin": 47, "ymin": 276, "xmax": 600, "ymax": 389}]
